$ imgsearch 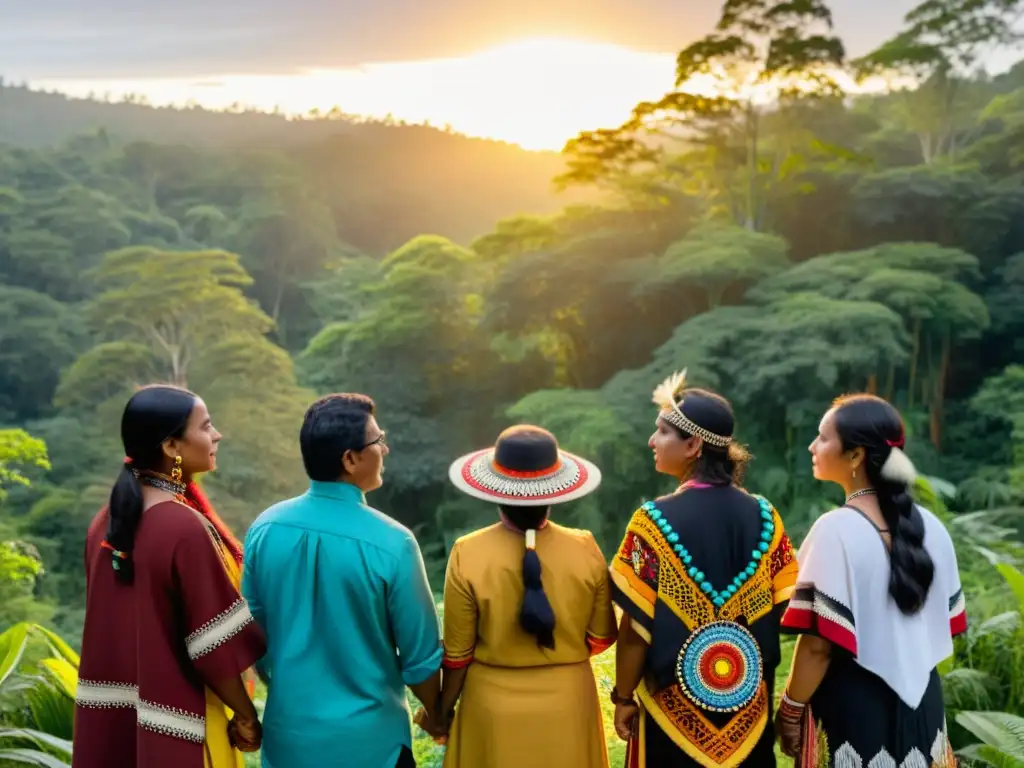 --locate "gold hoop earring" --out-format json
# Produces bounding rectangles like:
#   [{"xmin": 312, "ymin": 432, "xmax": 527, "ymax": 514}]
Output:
[{"xmin": 171, "ymin": 456, "xmax": 183, "ymax": 484}]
